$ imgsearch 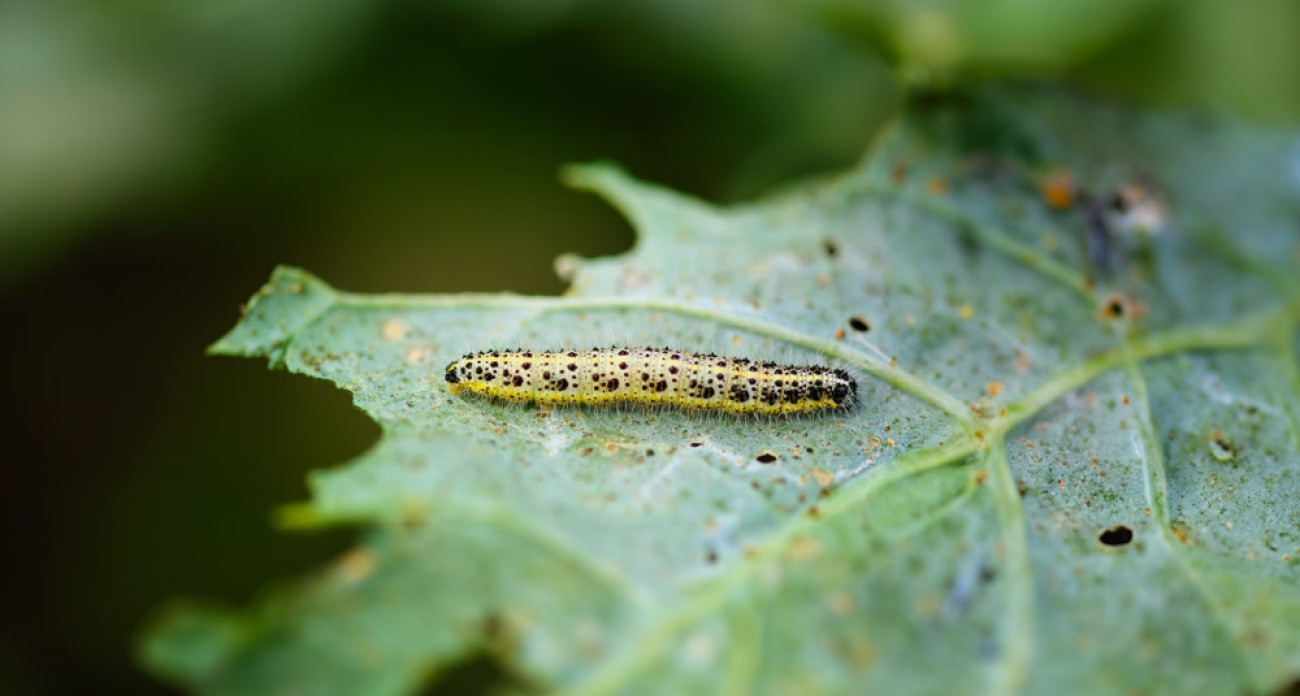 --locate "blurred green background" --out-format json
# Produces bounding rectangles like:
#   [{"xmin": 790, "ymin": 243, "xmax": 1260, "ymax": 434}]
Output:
[{"xmin": 3, "ymin": 1, "xmax": 1297, "ymax": 694}]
